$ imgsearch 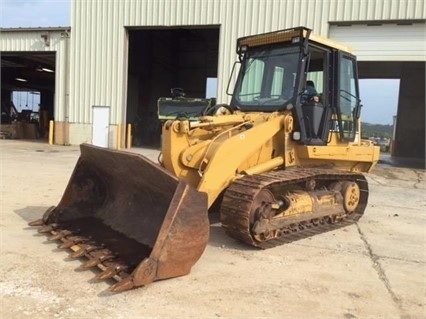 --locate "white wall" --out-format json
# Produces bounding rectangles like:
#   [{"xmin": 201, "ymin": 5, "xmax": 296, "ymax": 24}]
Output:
[{"xmin": 330, "ymin": 22, "xmax": 426, "ymax": 61}]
